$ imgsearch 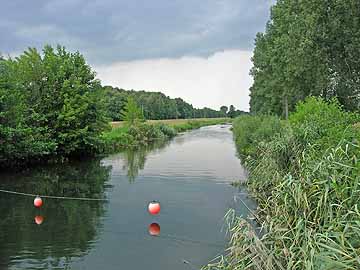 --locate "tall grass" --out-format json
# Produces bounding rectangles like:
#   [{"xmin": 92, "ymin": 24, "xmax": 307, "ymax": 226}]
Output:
[{"xmin": 204, "ymin": 97, "xmax": 360, "ymax": 270}]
